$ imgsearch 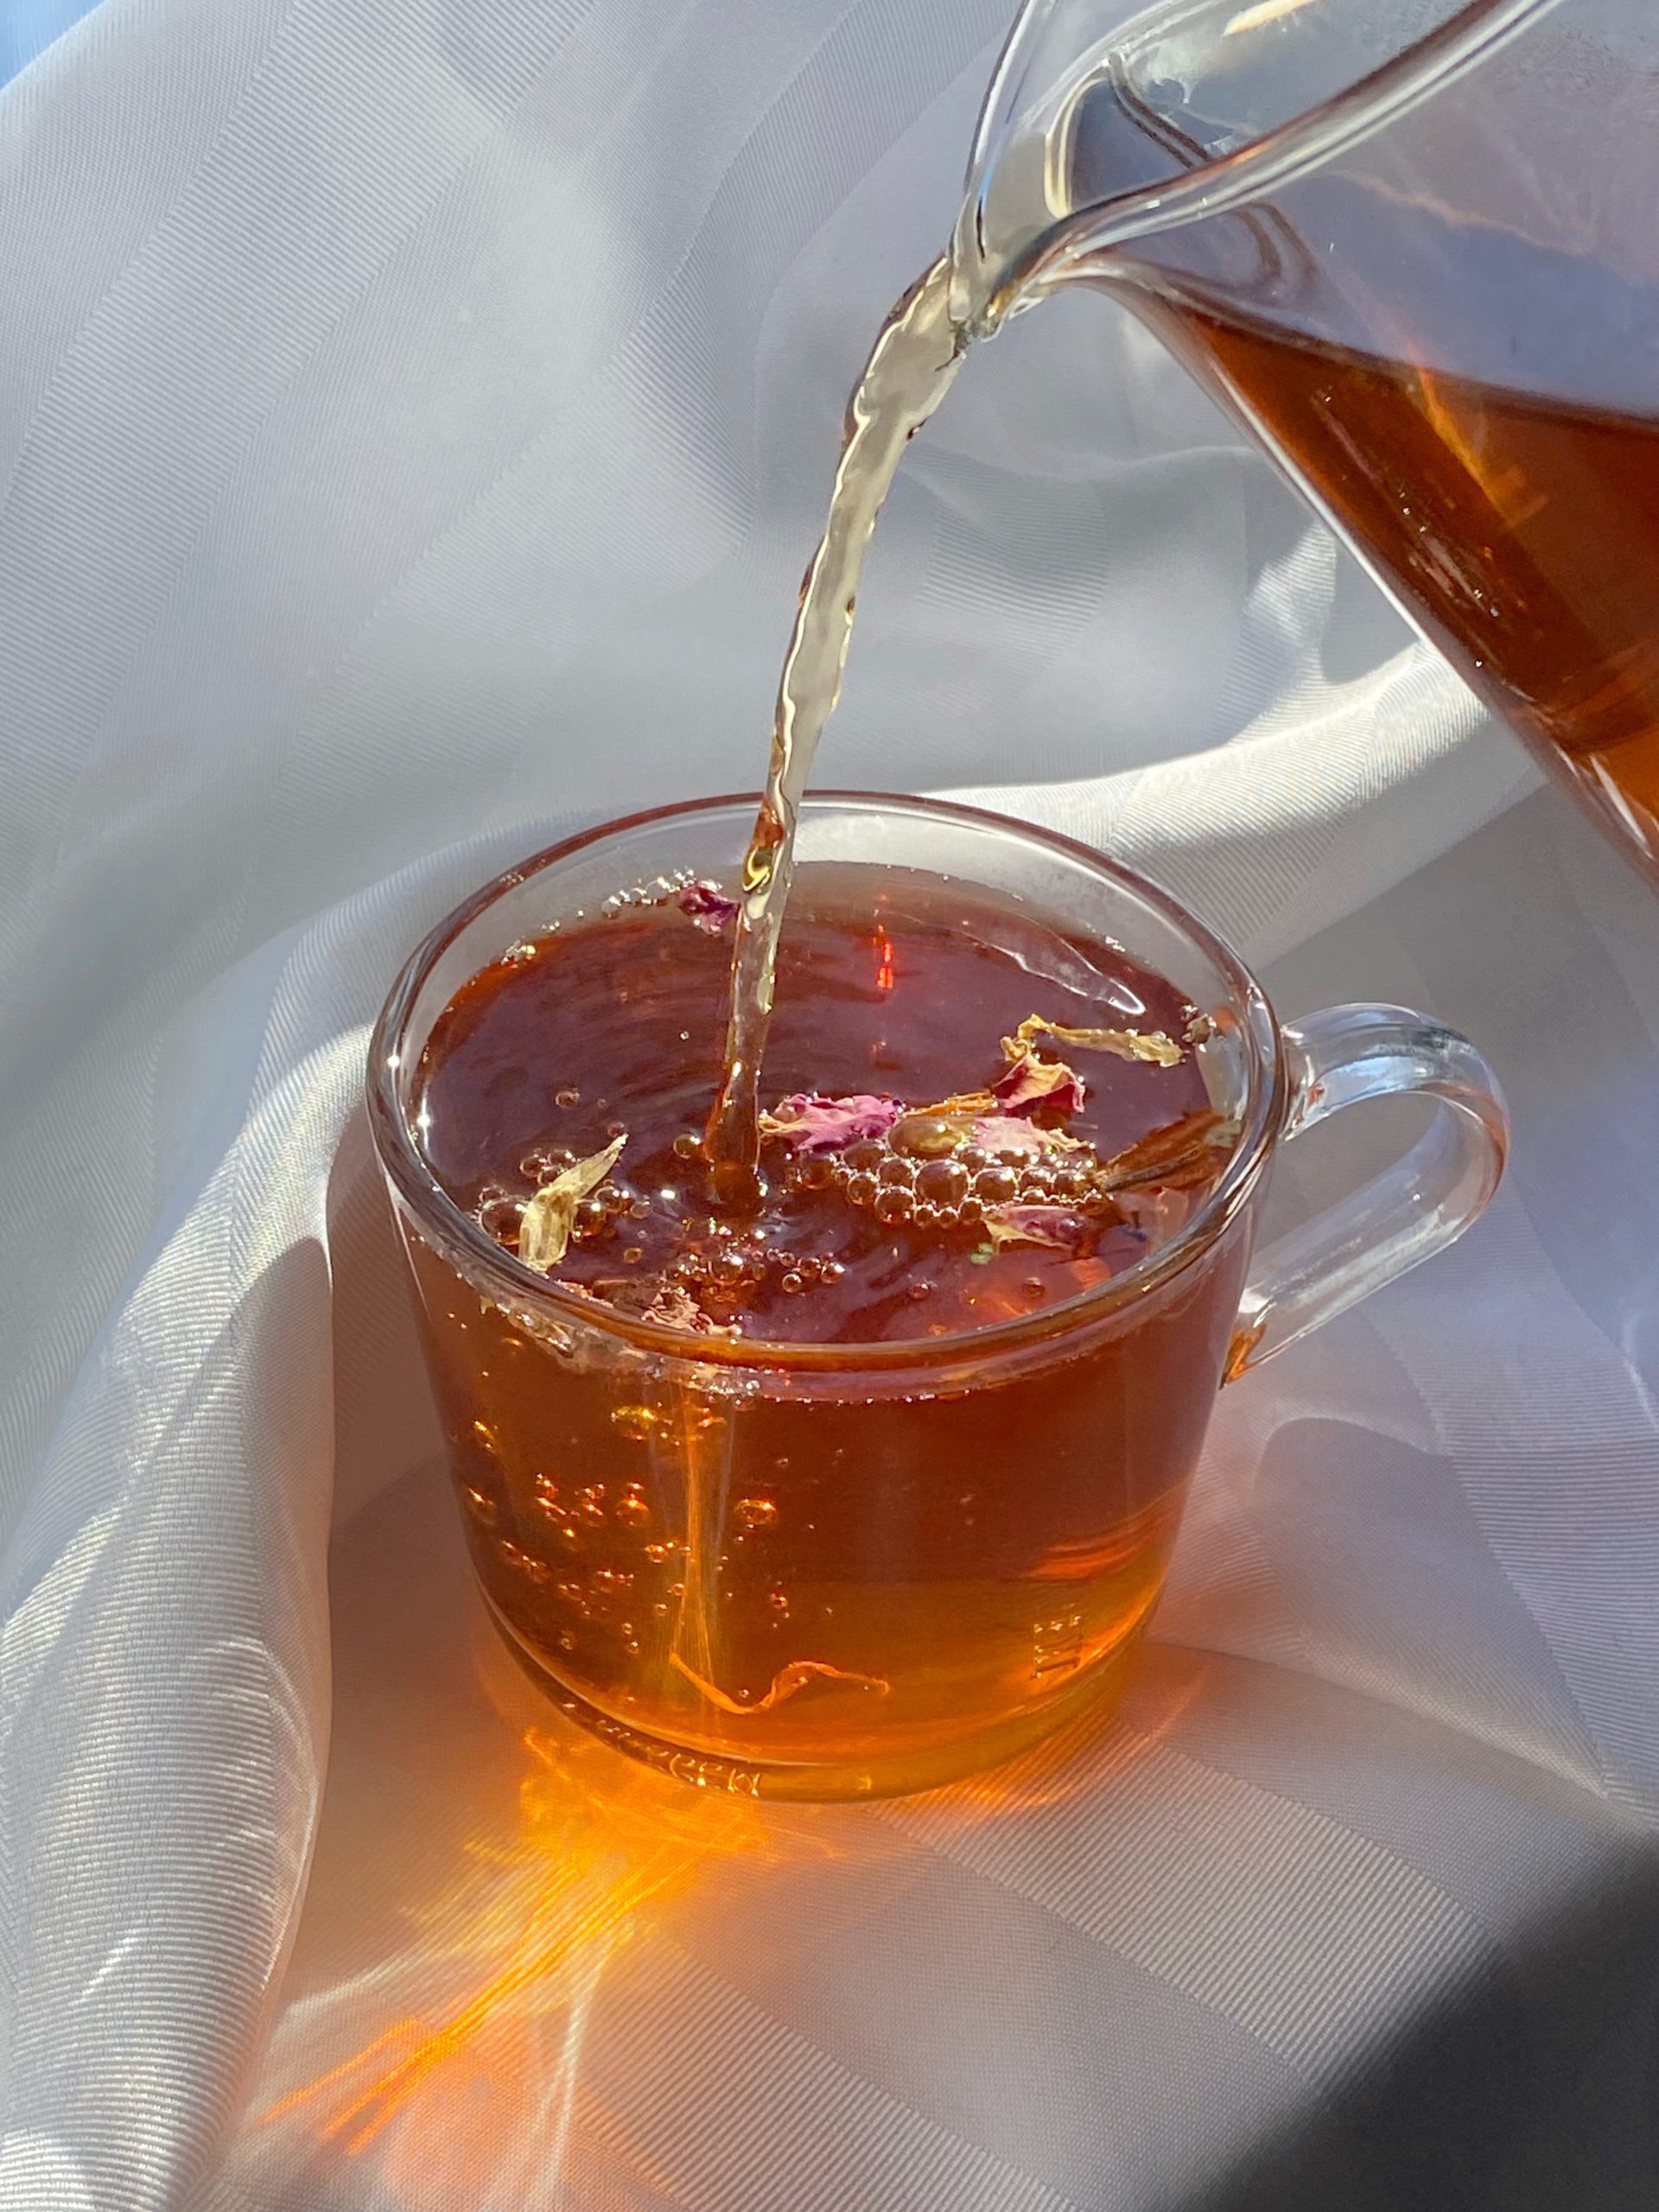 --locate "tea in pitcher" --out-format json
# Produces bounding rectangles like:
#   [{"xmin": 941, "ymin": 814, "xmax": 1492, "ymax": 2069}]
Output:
[{"xmin": 1153, "ymin": 302, "xmax": 1659, "ymax": 857}]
